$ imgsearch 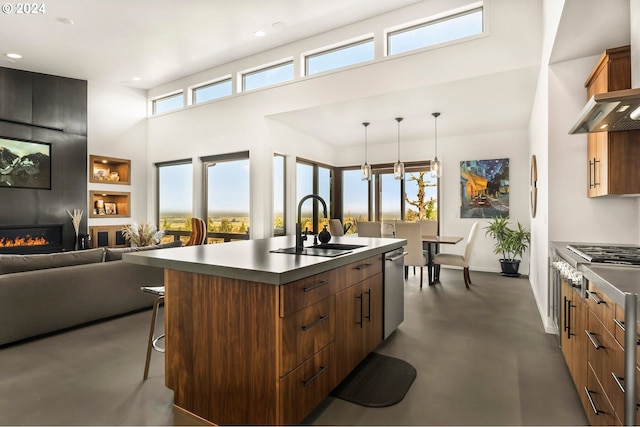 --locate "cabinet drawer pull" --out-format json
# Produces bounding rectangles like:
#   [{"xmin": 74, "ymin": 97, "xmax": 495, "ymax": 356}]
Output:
[
  {"xmin": 356, "ymin": 294, "xmax": 363, "ymax": 328},
  {"xmin": 301, "ymin": 315, "xmax": 328, "ymax": 331},
  {"xmin": 593, "ymin": 158, "xmax": 600, "ymax": 187},
  {"xmin": 588, "ymin": 291, "xmax": 604, "ymax": 305},
  {"xmin": 584, "ymin": 387, "xmax": 602, "ymax": 415},
  {"xmin": 302, "ymin": 365, "xmax": 329, "ymax": 387},
  {"xmin": 612, "ymin": 372, "xmax": 625, "ymax": 393},
  {"xmin": 365, "ymin": 289, "xmax": 371, "ymax": 321},
  {"xmin": 585, "ymin": 330, "xmax": 603, "ymax": 349},
  {"xmin": 303, "ymin": 280, "xmax": 328, "ymax": 293},
  {"xmin": 355, "ymin": 263, "xmax": 372, "ymax": 271},
  {"xmin": 613, "ymin": 319, "xmax": 640, "ymax": 345}
]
